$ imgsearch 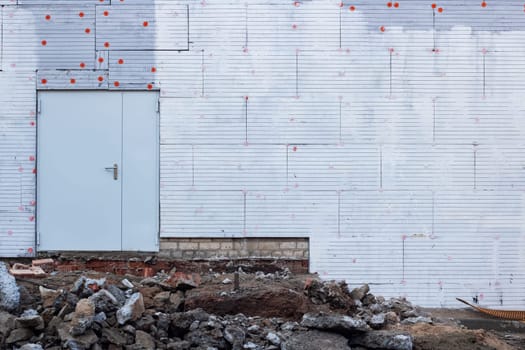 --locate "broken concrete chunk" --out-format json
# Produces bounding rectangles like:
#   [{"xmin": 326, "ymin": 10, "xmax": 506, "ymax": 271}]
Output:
[
  {"xmin": 39, "ymin": 286, "xmax": 62, "ymax": 308},
  {"xmin": 102, "ymin": 327, "xmax": 128, "ymax": 346},
  {"xmin": 70, "ymin": 298, "xmax": 95, "ymax": 335},
  {"xmin": 301, "ymin": 313, "xmax": 370, "ymax": 334},
  {"xmin": 16, "ymin": 312, "xmax": 45, "ymax": 330},
  {"xmin": 167, "ymin": 272, "xmax": 201, "ymax": 291},
  {"xmin": 350, "ymin": 284, "xmax": 370, "ymax": 302},
  {"xmin": 106, "ymin": 284, "xmax": 127, "ymax": 306},
  {"xmin": 369, "ymin": 313, "xmax": 386, "ymax": 329},
  {"xmin": 117, "ymin": 292, "xmax": 145, "ymax": 325},
  {"xmin": 122, "ymin": 279, "xmax": 134, "ymax": 289},
  {"xmin": 133, "ymin": 329, "xmax": 155, "ymax": 349},
  {"xmin": 348, "ymin": 330, "xmax": 413, "ymax": 350},
  {"xmin": 401, "ymin": 316, "xmax": 433, "ymax": 325},
  {"xmin": 224, "ymin": 325, "xmax": 245, "ymax": 346},
  {"xmin": 6, "ymin": 327, "xmax": 33, "ymax": 344},
  {"xmin": 266, "ymin": 332, "xmax": 281, "ymax": 346},
  {"xmin": 19, "ymin": 344, "xmax": 44, "ymax": 350},
  {"xmin": 282, "ymin": 330, "xmax": 352, "ymax": 350},
  {"xmin": 153, "ymin": 291, "xmax": 171, "ymax": 308},
  {"xmin": 0, "ymin": 311, "xmax": 16, "ymax": 337},
  {"xmin": 9, "ymin": 263, "xmax": 47, "ymax": 278},
  {"xmin": 88, "ymin": 289, "xmax": 119, "ymax": 313},
  {"xmin": 0, "ymin": 262, "xmax": 20, "ymax": 312},
  {"xmin": 58, "ymin": 324, "xmax": 99, "ymax": 349}
]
